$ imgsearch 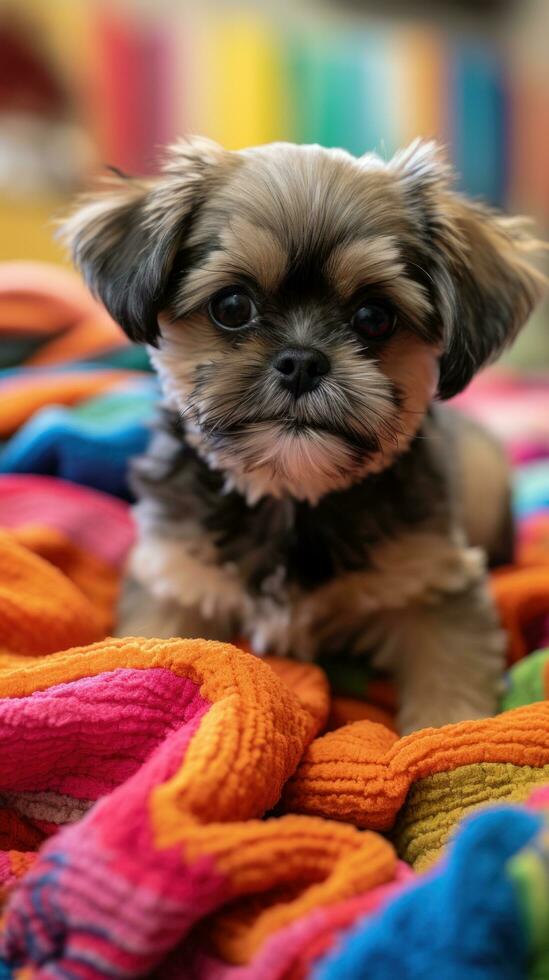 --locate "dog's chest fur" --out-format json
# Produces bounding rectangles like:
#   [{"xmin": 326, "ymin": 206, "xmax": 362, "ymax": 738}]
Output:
[
  {"xmin": 125, "ymin": 408, "xmax": 466, "ymax": 655},
  {"xmin": 132, "ymin": 408, "xmax": 449, "ymax": 582}
]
